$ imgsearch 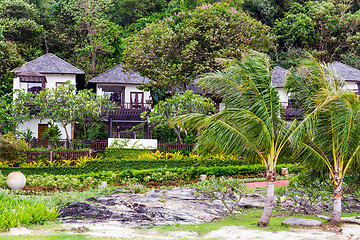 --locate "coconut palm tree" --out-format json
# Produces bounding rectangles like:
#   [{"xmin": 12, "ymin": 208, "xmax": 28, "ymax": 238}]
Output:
[
  {"xmin": 285, "ymin": 58, "xmax": 360, "ymax": 225},
  {"xmin": 172, "ymin": 51, "xmax": 311, "ymax": 226}
]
